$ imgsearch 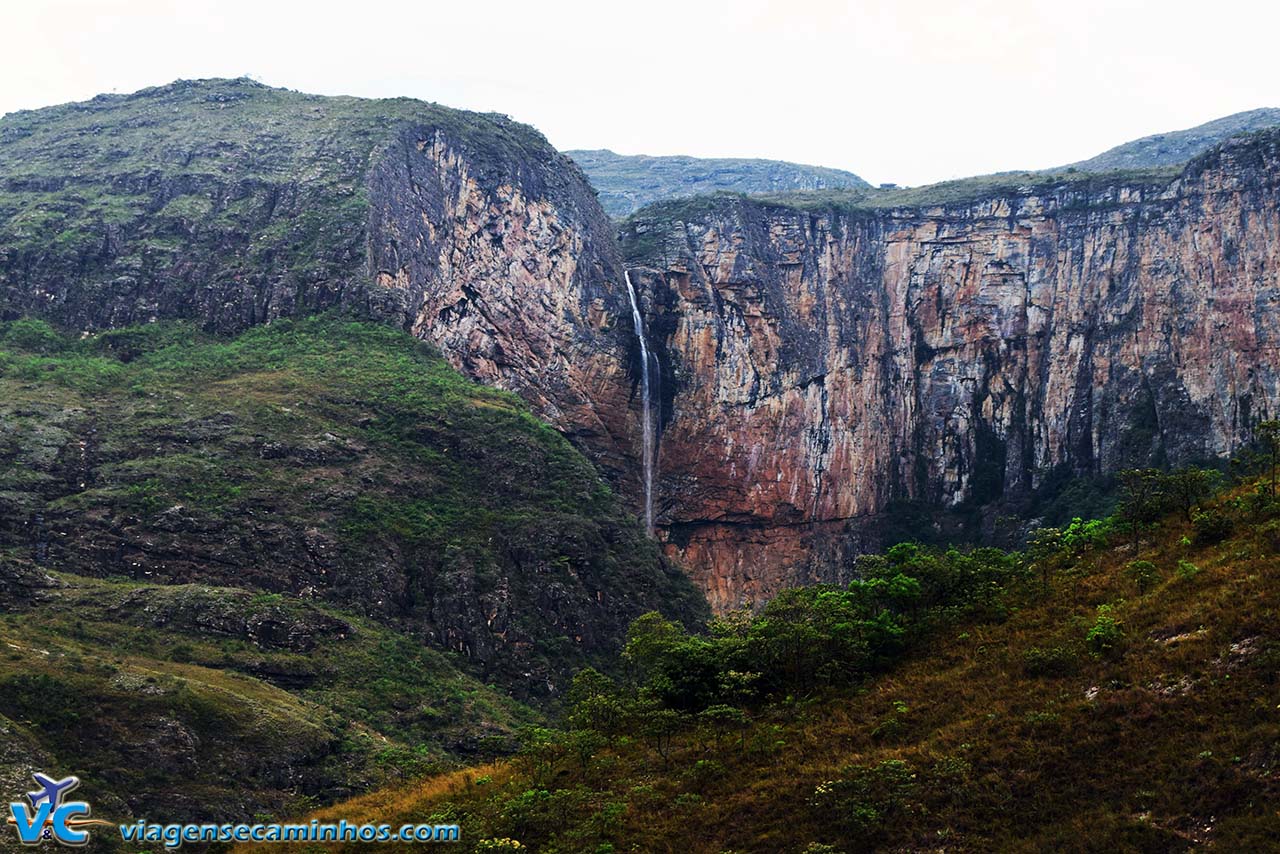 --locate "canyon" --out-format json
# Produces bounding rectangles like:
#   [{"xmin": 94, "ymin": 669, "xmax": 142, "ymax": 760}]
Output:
[{"xmin": 5, "ymin": 79, "xmax": 1280, "ymax": 614}]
